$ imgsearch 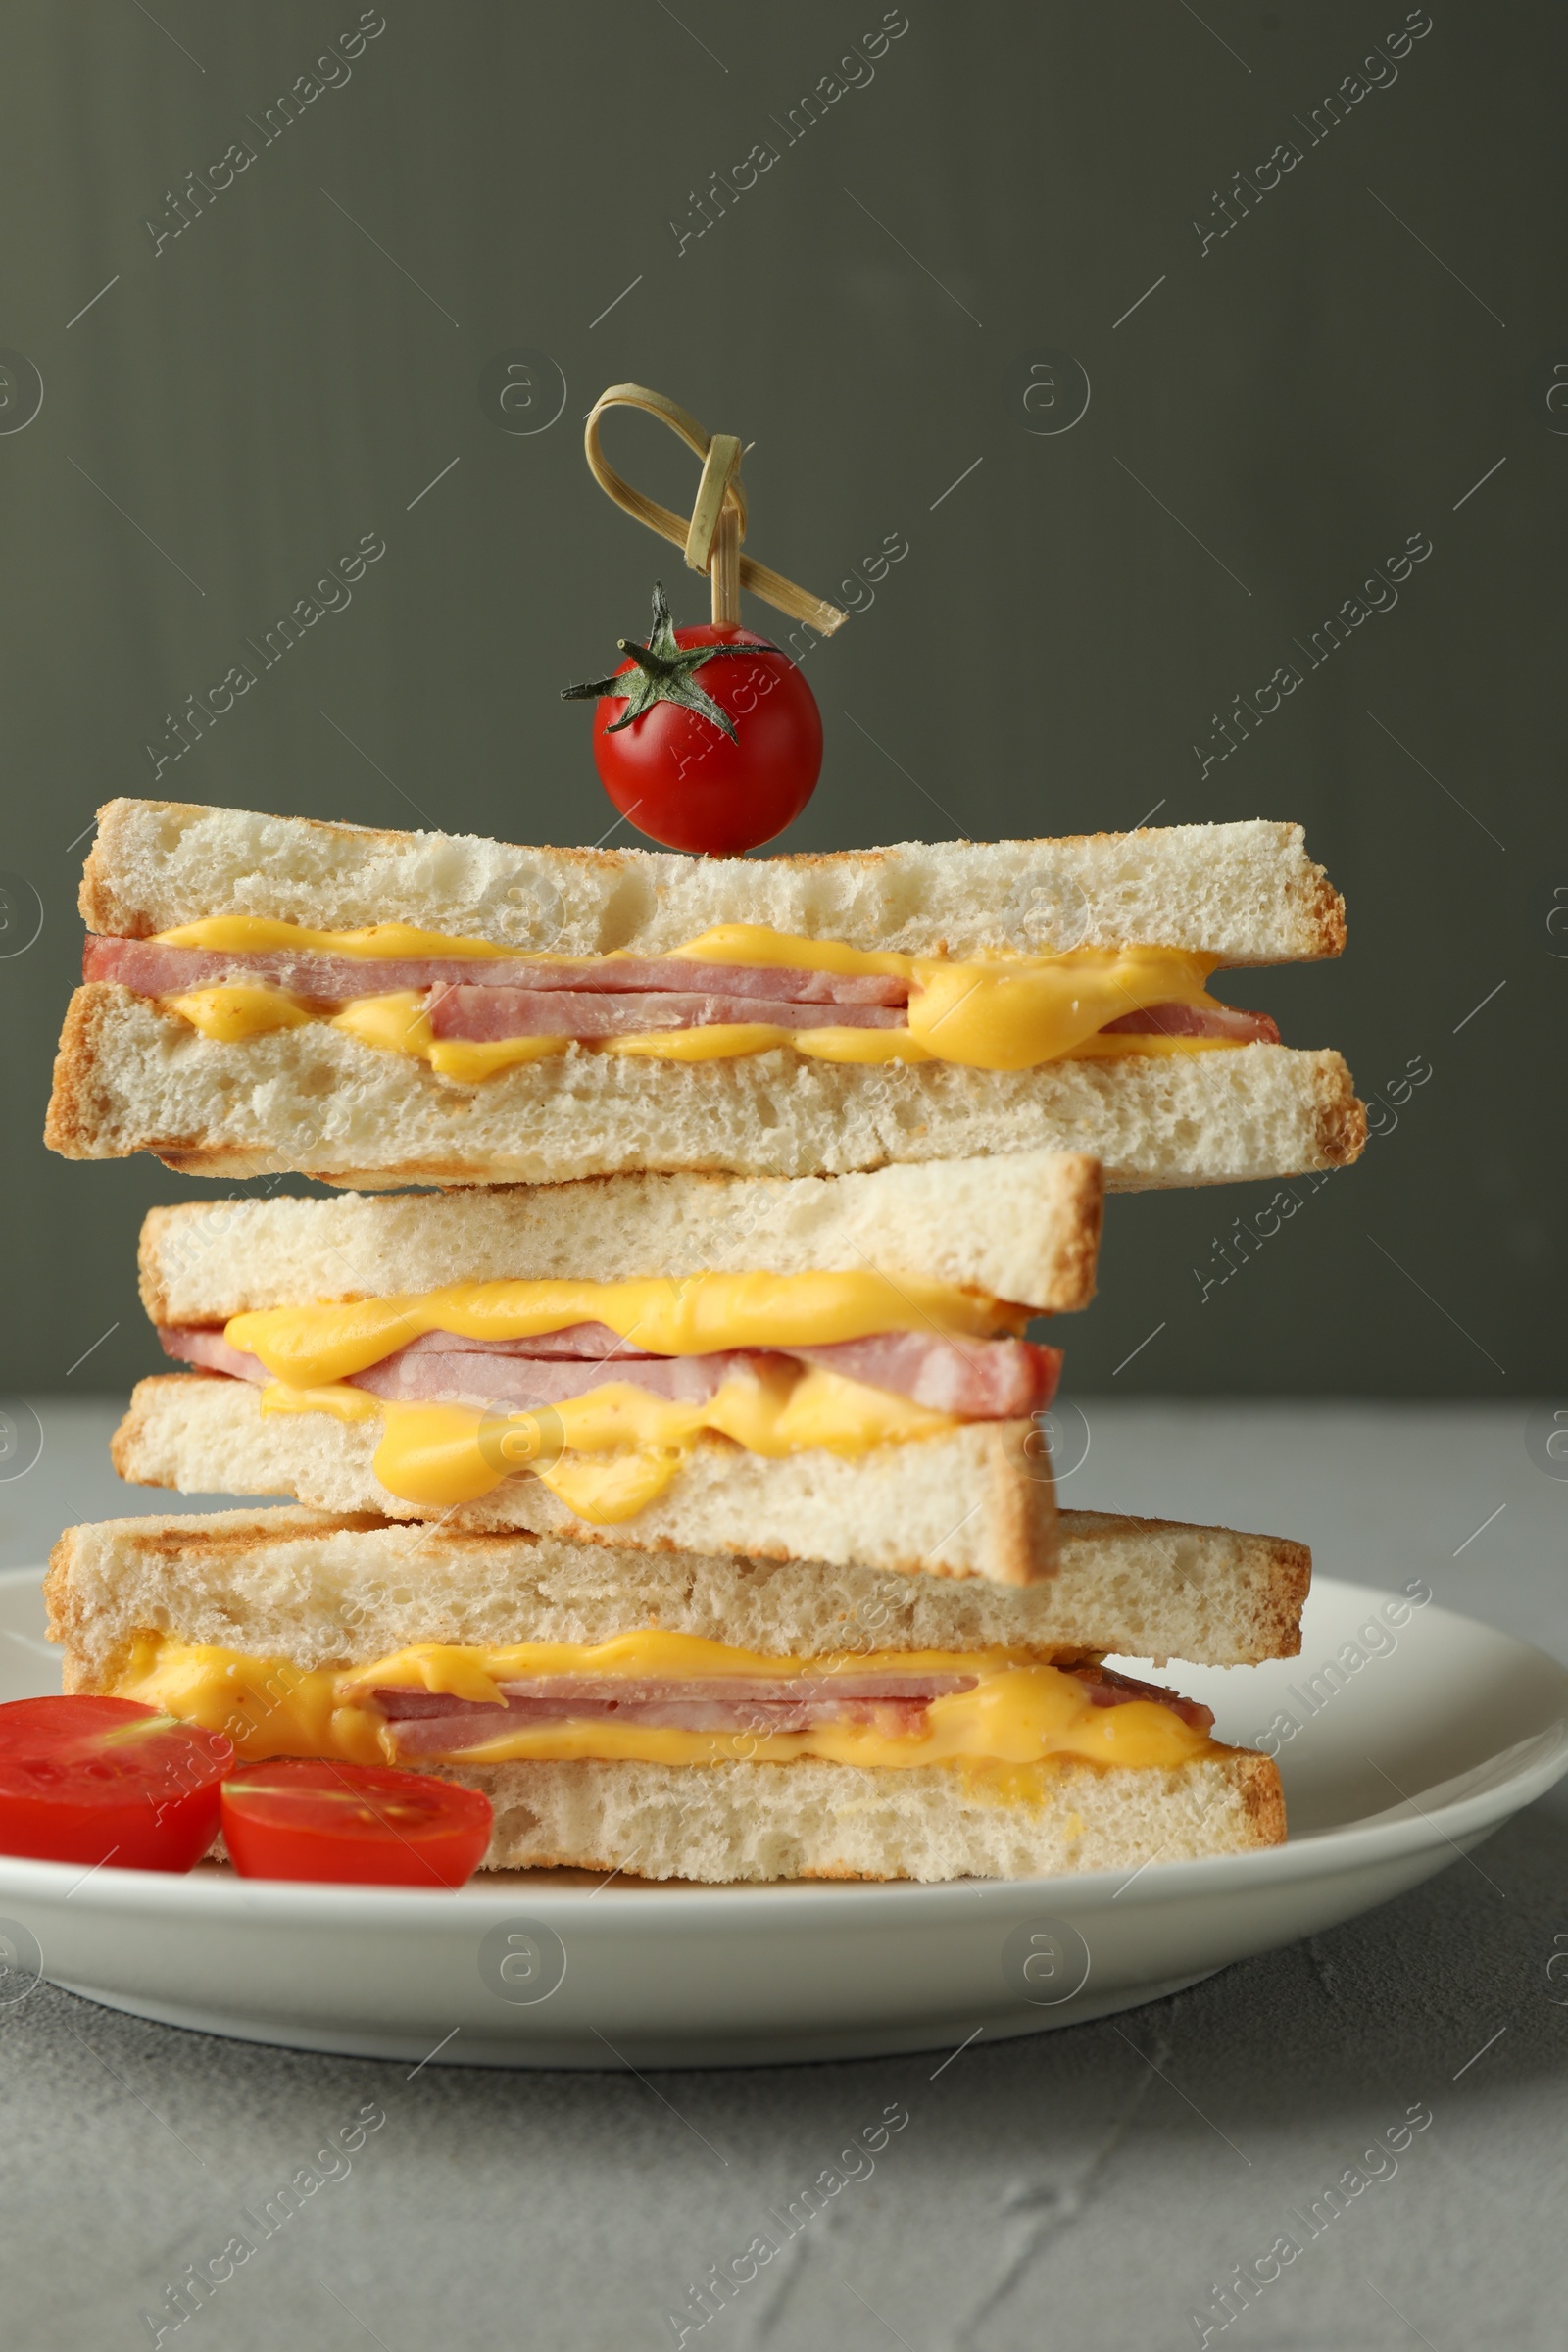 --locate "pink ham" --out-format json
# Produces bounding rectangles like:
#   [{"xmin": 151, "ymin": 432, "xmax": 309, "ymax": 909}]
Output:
[
  {"xmin": 352, "ymin": 1332, "xmax": 1060, "ymax": 1417},
  {"xmin": 388, "ymin": 1702, "xmax": 927, "ymax": 1755},
  {"xmin": 84, "ymin": 938, "xmax": 906, "ymax": 1008},
  {"xmin": 89, "ymin": 935, "xmax": 1278, "ymax": 1053},
  {"xmin": 157, "ymin": 1323, "xmax": 729, "ymax": 1403},
  {"xmin": 545, "ymin": 960, "xmax": 906, "ymax": 1005},
  {"xmin": 797, "ymin": 1332, "xmax": 1060, "ymax": 1416},
  {"xmin": 376, "ymin": 1673, "xmax": 980, "ymax": 1716},
  {"xmin": 158, "ymin": 1324, "xmax": 1062, "ymax": 1421},
  {"xmin": 375, "ymin": 1671, "xmax": 981, "ymax": 1758},
  {"xmin": 349, "ymin": 1347, "xmax": 757, "ymax": 1410},
  {"xmin": 93, "ymin": 934, "xmax": 1279, "ymax": 1053},
  {"xmin": 1098, "ymin": 1000, "xmax": 1279, "ymax": 1045},
  {"xmin": 387, "ymin": 1324, "xmax": 660, "ymax": 1361},
  {"xmin": 1065, "ymin": 1662, "xmax": 1215, "ymax": 1733},
  {"xmin": 160, "ymin": 1327, "xmax": 267, "ymax": 1380},
  {"xmin": 426, "ymin": 986, "xmax": 904, "ymax": 1039},
  {"xmin": 86, "ymin": 938, "xmax": 529, "ymax": 1002},
  {"xmin": 373, "ymin": 1663, "xmax": 1209, "ymax": 1758}
]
